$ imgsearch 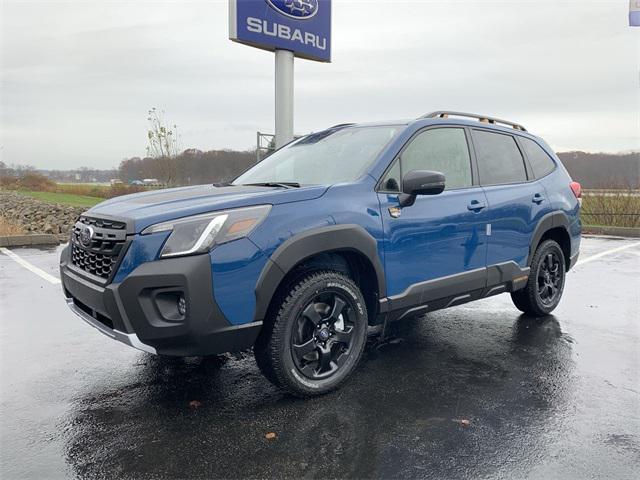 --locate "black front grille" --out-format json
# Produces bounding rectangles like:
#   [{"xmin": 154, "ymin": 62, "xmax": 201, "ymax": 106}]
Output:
[
  {"xmin": 71, "ymin": 244, "xmax": 118, "ymax": 279},
  {"xmin": 70, "ymin": 216, "xmax": 128, "ymax": 282},
  {"xmin": 78, "ymin": 216, "xmax": 127, "ymax": 230}
]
